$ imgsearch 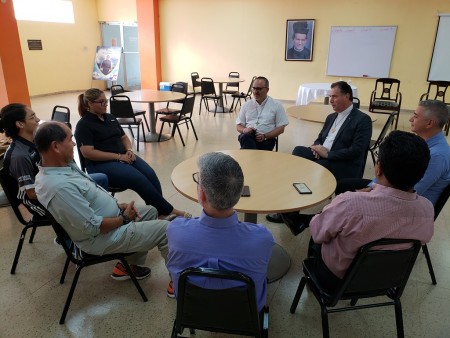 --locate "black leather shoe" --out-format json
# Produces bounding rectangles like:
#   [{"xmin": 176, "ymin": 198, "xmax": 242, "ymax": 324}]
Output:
[
  {"xmin": 266, "ymin": 213, "xmax": 284, "ymax": 223},
  {"xmin": 280, "ymin": 212, "xmax": 311, "ymax": 236}
]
